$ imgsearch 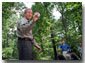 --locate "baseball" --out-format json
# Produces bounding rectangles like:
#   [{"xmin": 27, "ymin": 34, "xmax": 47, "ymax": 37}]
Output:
[{"xmin": 37, "ymin": 13, "xmax": 40, "ymax": 17}]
